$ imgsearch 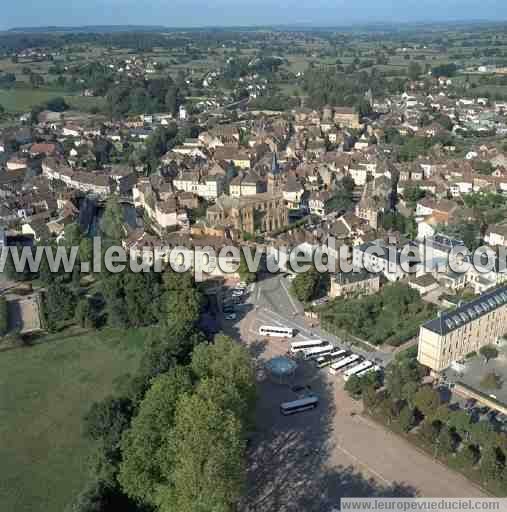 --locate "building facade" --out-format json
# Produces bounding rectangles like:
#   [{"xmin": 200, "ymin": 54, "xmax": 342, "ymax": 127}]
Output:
[{"xmin": 418, "ymin": 287, "xmax": 507, "ymax": 373}]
